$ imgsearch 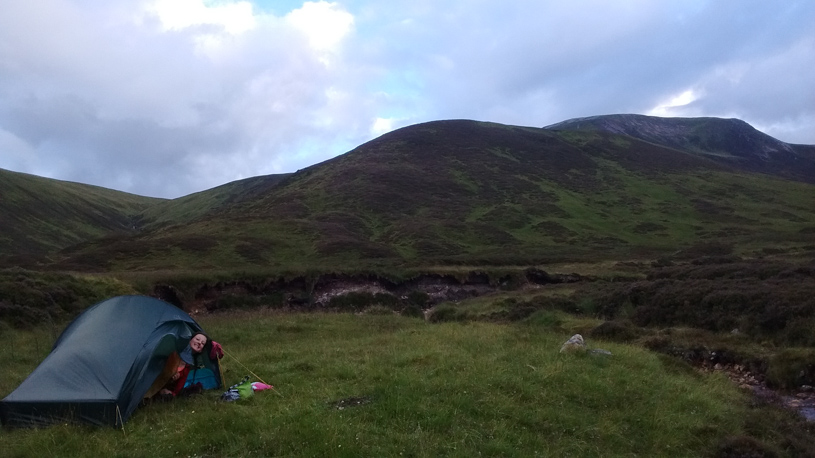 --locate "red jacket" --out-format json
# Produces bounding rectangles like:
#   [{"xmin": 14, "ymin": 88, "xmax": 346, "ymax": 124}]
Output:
[{"xmin": 168, "ymin": 365, "xmax": 191, "ymax": 396}]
